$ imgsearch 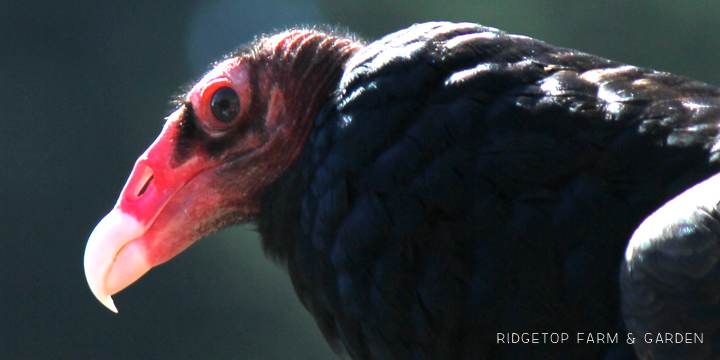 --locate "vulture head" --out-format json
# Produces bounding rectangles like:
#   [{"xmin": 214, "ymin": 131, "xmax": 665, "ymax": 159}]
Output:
[{"xmin": 84, "ymin": 29, "xmax": 361, "ymax": 312}]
